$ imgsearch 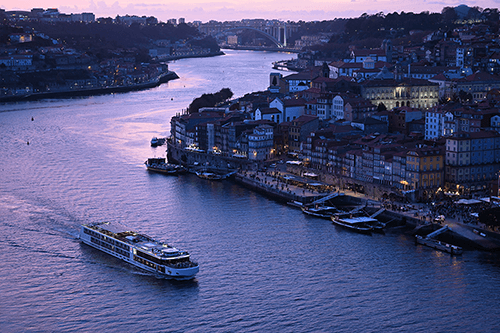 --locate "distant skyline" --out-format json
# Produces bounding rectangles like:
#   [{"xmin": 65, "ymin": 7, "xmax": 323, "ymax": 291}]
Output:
[{"xmin": 1, "ymin": 1, "xmax": 497, "ymax": 23}]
